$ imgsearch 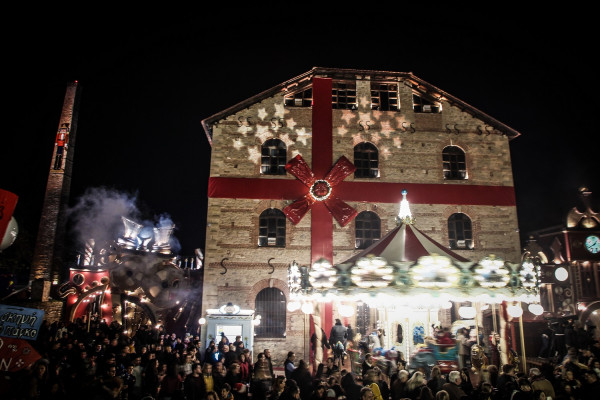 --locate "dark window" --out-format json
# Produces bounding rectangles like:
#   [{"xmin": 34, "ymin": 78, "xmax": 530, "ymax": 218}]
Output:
[
  {"xmin": 442, "ymin": 146, "xmax": 467, "ymax": 180},
  {"xmin": 284, "ymin": 88, "xmax": 313, "ymax": 107},
  {"xmin": 355, "ymin": 211, "xmax": 381, "ymax": 249},
  {"xmin": 354, "ymin": 142, "xmax": 379, "ymax": 178},
  {"xmin": 371, "ymin": 83, "xmax": 399, "ymax": 111},
  {"xmin": 261, "ymin": 139, "xmax": 287, "ymax": 175},
  {"xmin": 255, "ymin": 288, "xmax": 286, "ymax": 338},
  {"xmin": 448, "ymin": 213, "xmax": 473, "ymax": 249},
  {"xmin": 413, "ymin": 94, "xmax": 441, "ymax": 113},
  {"xmin": 332, "ymin": 82, "xmax": 357, "ymax": 110},
  {"xmin": 258, "ymin": 208, "xmax": 286, "ymax": 247}
]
